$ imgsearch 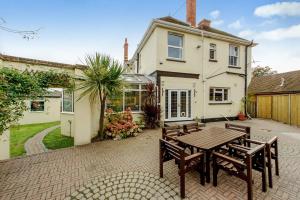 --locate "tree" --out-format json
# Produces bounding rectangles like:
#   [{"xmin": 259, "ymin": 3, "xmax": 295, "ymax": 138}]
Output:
[
  {"xmin": 0, "ymin": 68, "xmax": 72, "ymax": 134},
  {"xmin": 252, "ymin": 66, "xmax": 277, "ymax": 77},
  {"xmin": 78, "ymin": 53, "xmax": 124, "ymax": 140}
]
